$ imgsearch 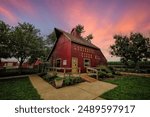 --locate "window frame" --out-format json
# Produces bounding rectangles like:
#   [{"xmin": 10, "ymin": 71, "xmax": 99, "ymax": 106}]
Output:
[
  {"xmin": 56, "ymin": 58, "xmax": 61, "ymax": 67},
  {"xmin": 84, "ymin": 58, "xmax": 91, "ymax": 67}
]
